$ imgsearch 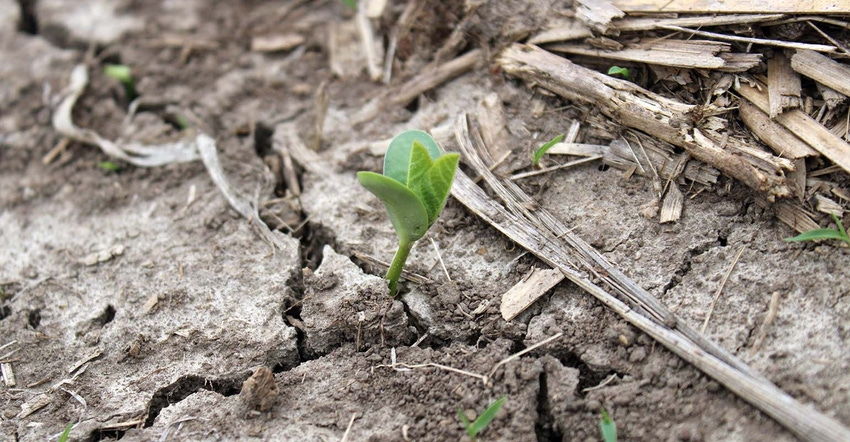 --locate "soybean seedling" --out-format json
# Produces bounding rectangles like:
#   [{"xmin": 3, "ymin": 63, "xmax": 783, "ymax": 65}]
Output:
[
  {"xmin": 600, "ymin": 408, "xmax": 618, "ymax": 442},
  {"xmin": 784, "ymin": 214, "xmax": 850, "ymax": 247},
  {"xmin": 458, "ymin": 396, "xmax": 507, "ymax": 441},
  {"xmin": 532, "ymin": 134, "xmax": 564, "ymax": 166},
  {"xmin": 357, "ymin": 130, "xmax": 460, "ymax": 296}
]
